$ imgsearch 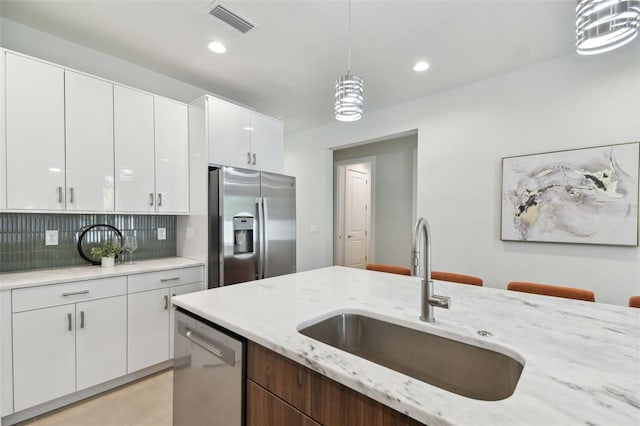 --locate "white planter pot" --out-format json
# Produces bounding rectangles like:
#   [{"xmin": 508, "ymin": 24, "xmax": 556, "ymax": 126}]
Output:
[{"xmin": 101, "ymin": 257, "xmax": 115, "ymax": 268}]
